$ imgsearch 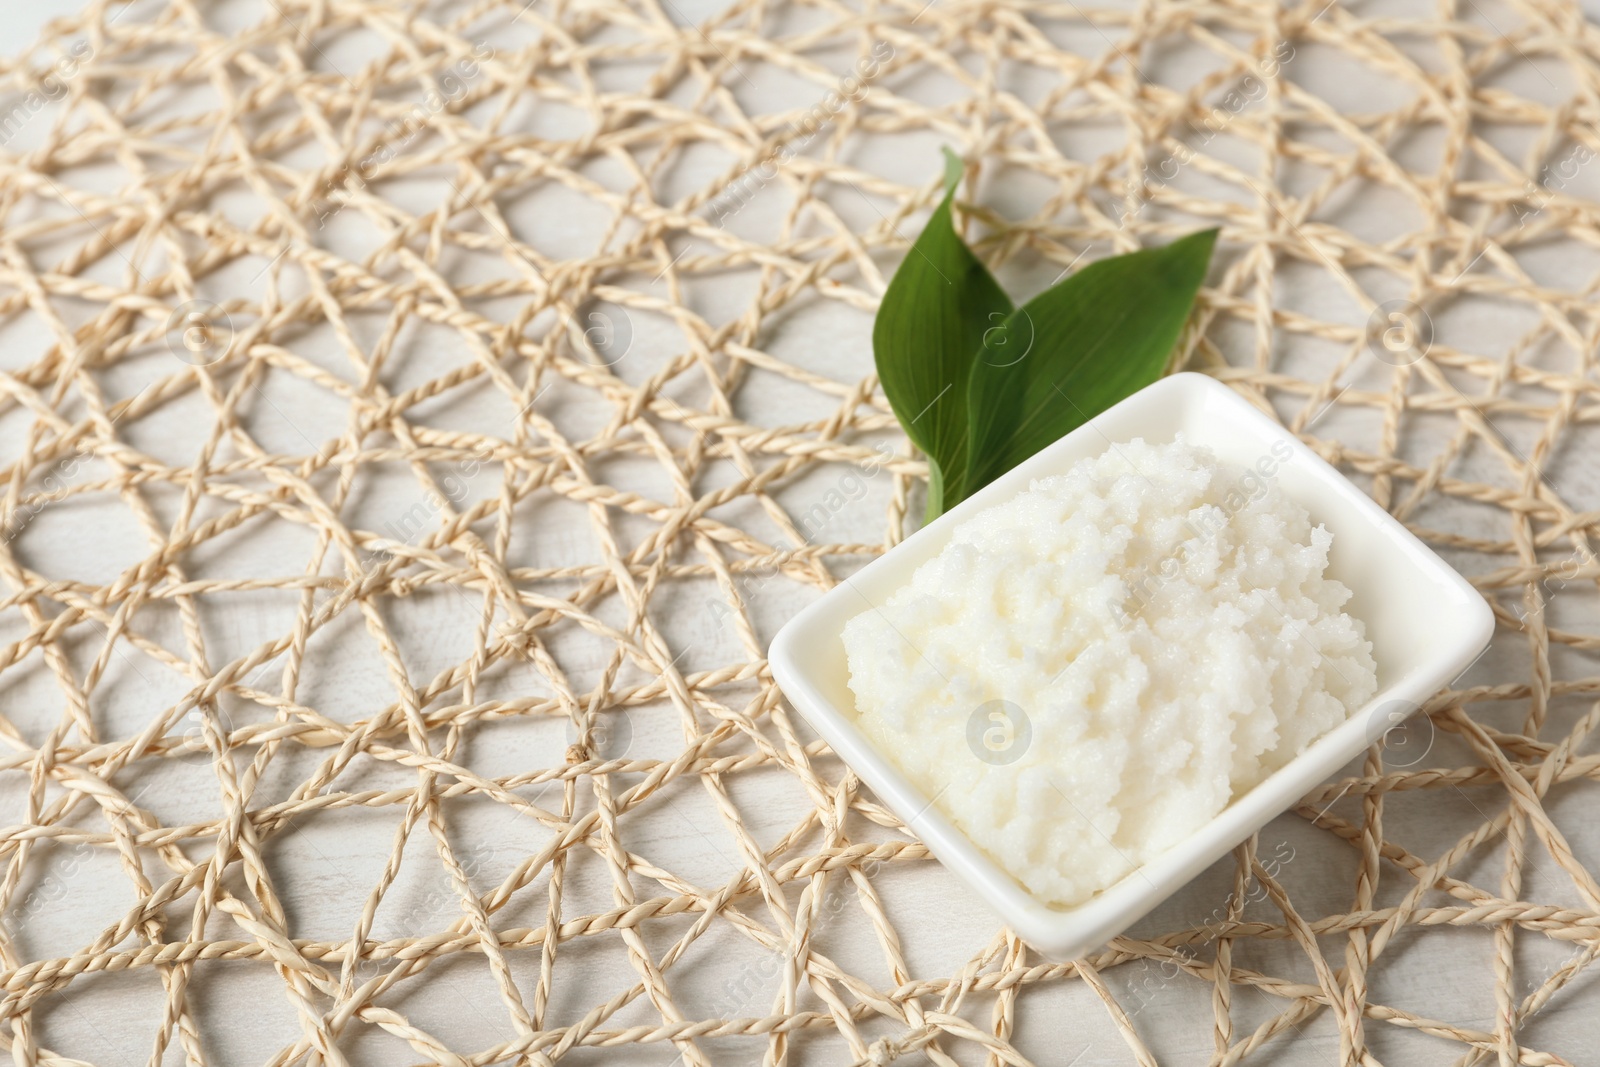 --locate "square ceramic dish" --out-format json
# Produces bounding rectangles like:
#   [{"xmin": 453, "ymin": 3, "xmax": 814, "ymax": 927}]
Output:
[{"xmin": 768, "ymin": 372, "xmax": 1493, "ymax": 958}]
